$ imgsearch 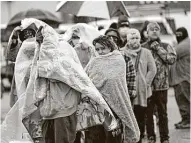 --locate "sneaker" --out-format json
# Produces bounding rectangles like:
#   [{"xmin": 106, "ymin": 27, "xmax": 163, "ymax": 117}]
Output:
[
  {"xmin": 174, "ymin": 121, "xmax": 183, "ymax": 127},
  {"xmin": 162, "ymin": 140, "xmax": 169, "ymax": 143},
  {"xmin": 176, "ymin": 122, "xmax": 190, "ymax": 129},
  {"xmin": 148, "ymin": 136, "xmax": 156, "ymax": 143}
]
